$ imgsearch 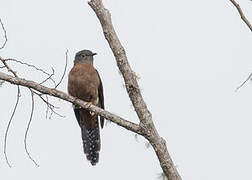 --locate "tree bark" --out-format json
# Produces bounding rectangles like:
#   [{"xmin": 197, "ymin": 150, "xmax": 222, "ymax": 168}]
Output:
[{"xmin": 88, "ymin": 0, "xmax": 181, "ymax": 179}]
